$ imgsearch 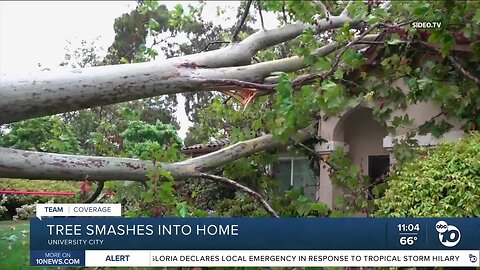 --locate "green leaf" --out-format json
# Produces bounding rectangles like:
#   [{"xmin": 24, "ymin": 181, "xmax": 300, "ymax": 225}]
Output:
[
  {"xmin": 441, "ymin": 34, "xmax": 455, "ymax": 58},
  {"xmin": 296, "ymin": 203, "xmax": 312, "ymax": 216},
  {"xmin": 252, "ymin": 118, "xmax": 263, "ymax": 131},
  {"xmin": 330, "ymin": 210, "xmax": 345, "ymax": 217},
  {"xmin": 333, "ymin": 69, "xmax": 344, "ymax": 80},
  {"xmin": 146, "ymin": 48, "xmax": 158, "ymax": 58},
  {"xmin": 141, "ymin": 191, "xmax": 154, "ymax": 203},
  {"xmin": 315, "ymin": 58, "xmax": 332, "ymax": 71},
  {"xmin": 138, "ymin": 5, "xmax": 149, "ymax": 15},
  {"xmin": 387, "ymin": 36, "xmax": 402, "ymax": 45},
  {"xmin": 148, "ymin": 18, "xmax": 160, "ymax": 31},
  {"xmin": 474, "ymin": 10, "xmax": 480, "ymax": 24},
  {"xmin": 174, "ymin": 4, "xmax": 184, "ymax": 14},
  {"xmin": 342, "ymin": 49, "xmax": 364, "ymax": 68},
  {"xmin": 413, "ymin": 3, "xmax": 429, "ymax": 15},
  {"xmin": 427, "ymin": 31, "xmax": 444, "ymax": 43},
  {"xmin": 162, "ymin": 181, "xmax": 174, "ymax": 194},
  {"xmin": 474, "ymin": 207, "xmax": 480, "ymax": 217},
  {"xmin": 139, "ymin": 0, "xmax": 159, "ymax": 14},
  {"xmin": 178, "ymin": 203, "xmax": 188, "ymax": 217},
  {"xmin": 311, "ymin": 203, "xmax": 329, "ymax": 214},
  {"xmin": 323, "ymin": 81, "xmax": 344, "ymax": 109},
  {"xmin": 159, "ymin": 170, "xmax": 174, "ymax": 181}
]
